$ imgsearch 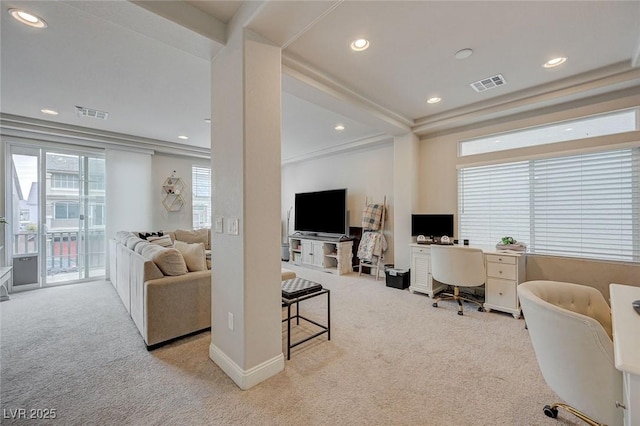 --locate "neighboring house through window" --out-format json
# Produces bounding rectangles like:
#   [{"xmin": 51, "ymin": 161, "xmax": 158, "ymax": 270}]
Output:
[
  {"xmin": 51, "ymin": 173, "xmax": 79, "ymax": 189},
  {"xmin": 54, "ymin": 202, "xmax": 80, "ymax": 219}
]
